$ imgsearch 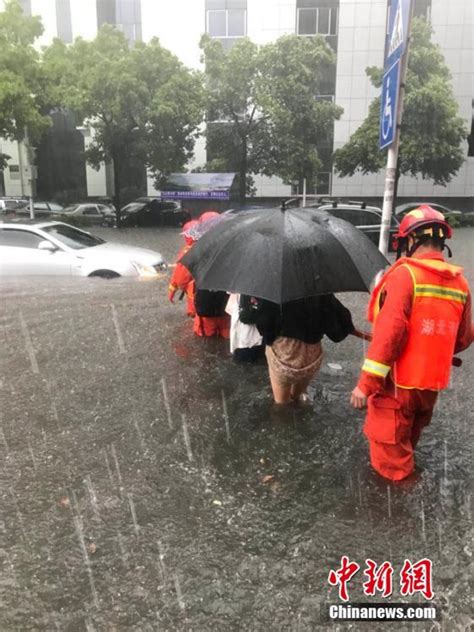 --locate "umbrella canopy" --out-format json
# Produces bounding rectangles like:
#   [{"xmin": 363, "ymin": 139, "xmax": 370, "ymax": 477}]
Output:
[{"xmin": 181, "ymin": 206, "xmax": 388, "ymax": 304}]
